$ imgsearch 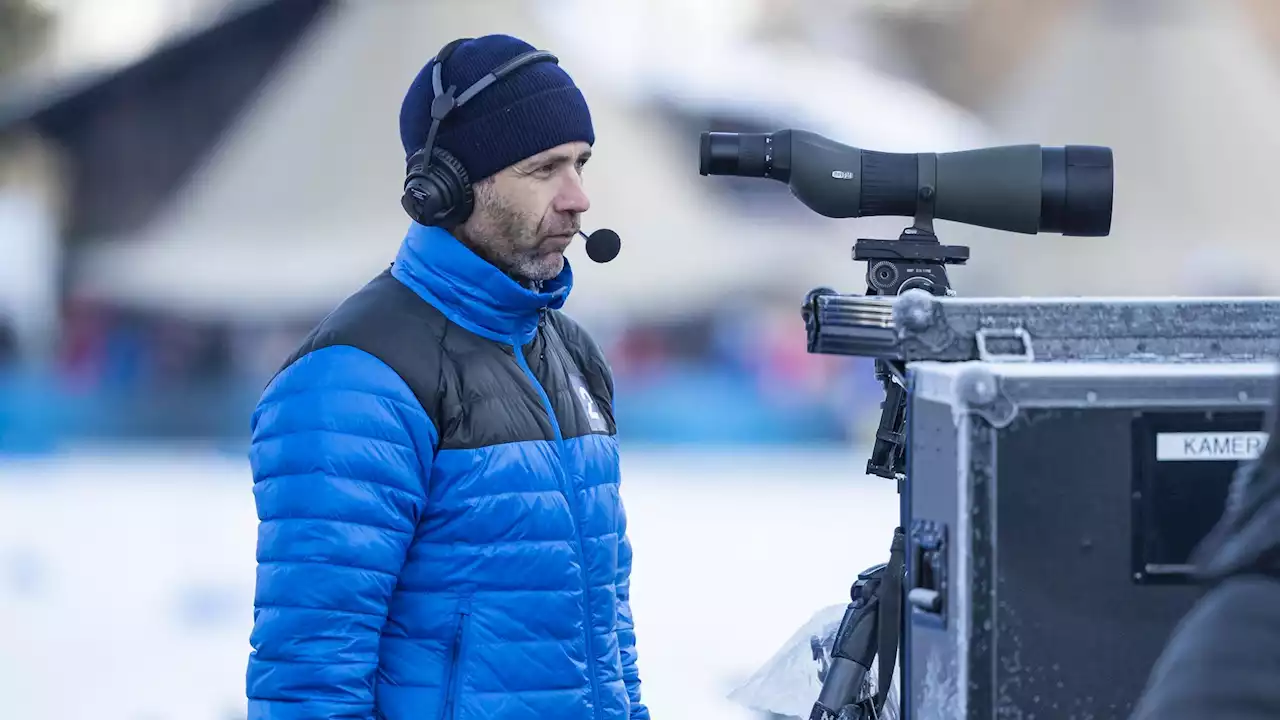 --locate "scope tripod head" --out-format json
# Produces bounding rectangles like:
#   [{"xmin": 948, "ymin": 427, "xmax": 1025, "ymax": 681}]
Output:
[
  {"xmin": 816, "ymin": 211, "xmax": 972, "ymax": 482},
  {"xmin": 855, "ymin": 217, "xmax": 970, "ymax": 298}
]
